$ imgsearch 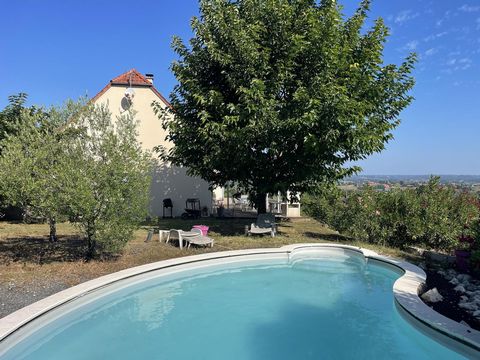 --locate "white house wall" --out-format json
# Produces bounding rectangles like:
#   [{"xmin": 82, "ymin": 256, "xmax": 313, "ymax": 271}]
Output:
[{"xmin": 94, "ymin": 85, "xmax": 212, "ymax": 217}]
